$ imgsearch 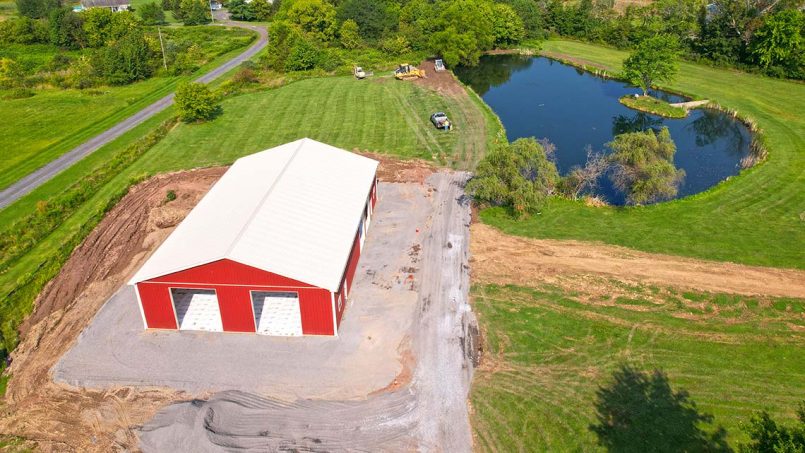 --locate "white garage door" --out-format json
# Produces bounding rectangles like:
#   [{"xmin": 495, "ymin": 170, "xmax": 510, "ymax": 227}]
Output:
[
  {"xmin": 252, "ymin": 292, "xmax": 303, "ymax": 336},
  {"xmin": 171, "ymin": 288, "xmax": 223, "ymax": 332}
]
